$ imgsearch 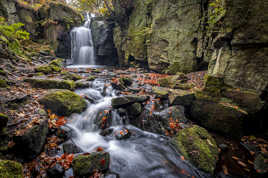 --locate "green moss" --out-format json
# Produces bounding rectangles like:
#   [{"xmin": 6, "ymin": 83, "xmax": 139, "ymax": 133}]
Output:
[
  {"xmin": 39, "ymin": 90, "xmax": 87, "ymax": 116},
  {"xmin": 0, "ymin": 79, "xmax": 8, "ymax": 88},
  {"xmin": 0, "ymin": 69, "xmax": 6, "ymax": 76},
  {"xmin": 152, "ymin": 87, "xmax": 169, "ymax": 98},
  {"xmin": 72, "ymin": 152, "xmax": 109, "ymax": 177},
  {"xmin": 25, "ymin": 78, "xmax": 75, "ymax": 90},
  {"xmin": 0, "ymin": 160, "xmax": 23, "ymax": 178},
  {"xmin": 35, "ymin": 59, "xmax": 64, "ymax": 74},
  {"xmin": 119, "ymin": 77, "xmax": 133, "ymax": 87},
  {"xmin": 173, "ymin": 125, "xmax": 219, "ymax": 174},
  {"xmin": 61, "ymin": 71, "xmax": 82, "ymax": 81},
  {"xmin": 203, "ymin": 75, "xmax": 227, "ymax": 96}
]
